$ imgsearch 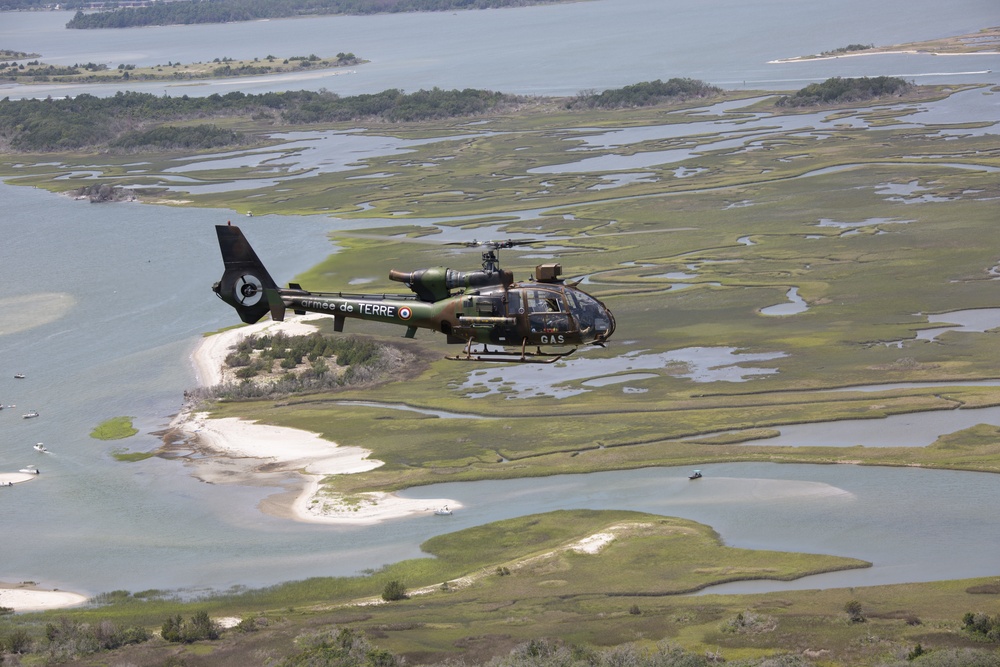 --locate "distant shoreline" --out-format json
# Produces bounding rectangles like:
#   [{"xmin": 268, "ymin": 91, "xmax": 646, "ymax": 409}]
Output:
[
  {"xmin": 770, "ymin": 49, "xmax": 1000, "ymax": 64},
  {"xmin": 771, "ymin": 26, "xmax": 1000, "ymax": 64},
  {"xmin": 0, "ymin": 54, "xmax": 362, "ymax": 86}
]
